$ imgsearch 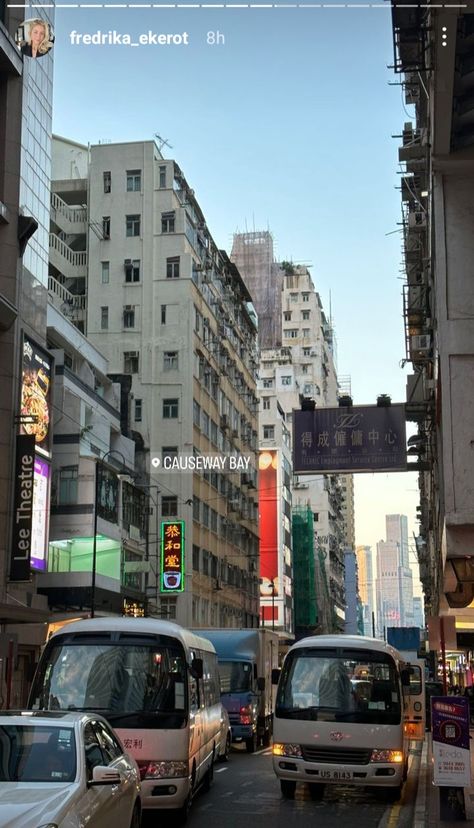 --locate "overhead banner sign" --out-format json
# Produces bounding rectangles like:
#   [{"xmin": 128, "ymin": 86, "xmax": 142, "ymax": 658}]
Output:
[
  {"xmin": 10, "ymin": 434, "xmax": 36, "ymax": 581},
  {"xmin": 293, "ymin": 404, "xmax": 407, "ymax": 474},
  {"xmin": 161, "ymin": 521, "xmax": 185, "ymax": 592}
]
